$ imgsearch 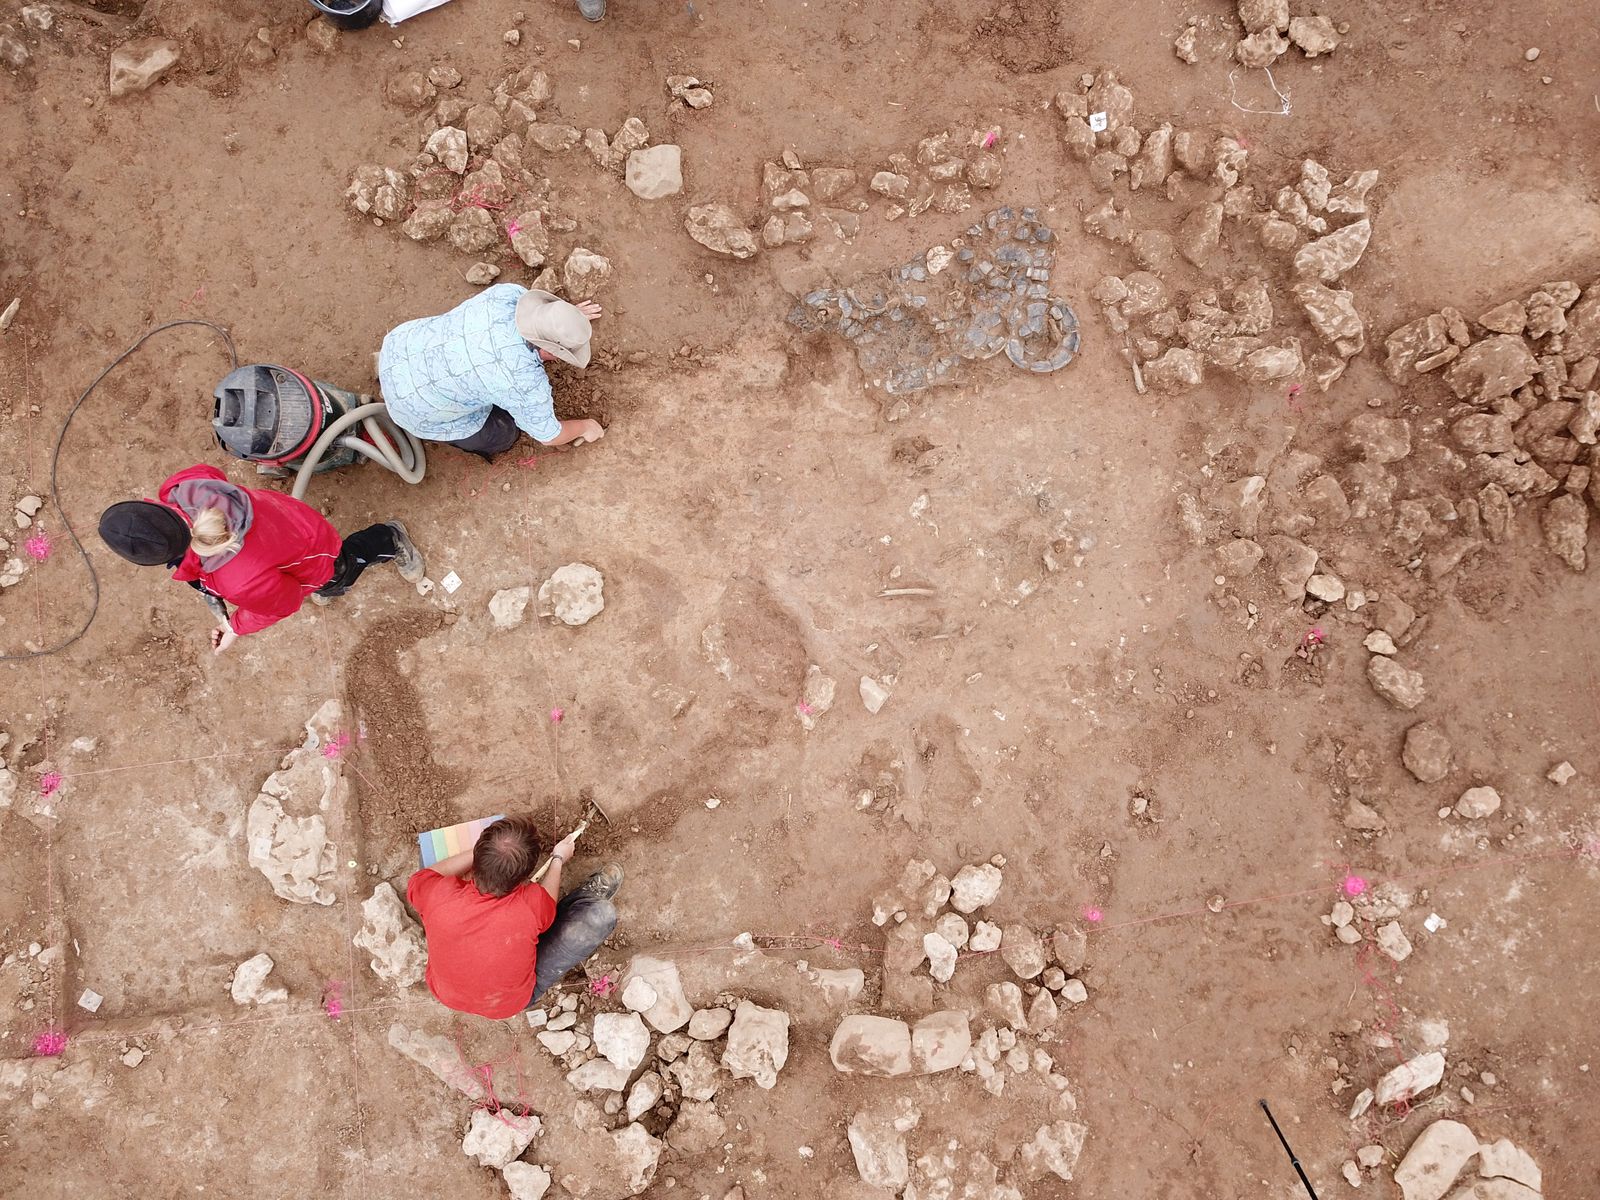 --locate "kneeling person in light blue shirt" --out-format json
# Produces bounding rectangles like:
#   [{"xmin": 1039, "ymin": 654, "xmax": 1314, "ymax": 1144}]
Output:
[{"xmin": 378, "ymin": 284, "xmax": 606, "ymax": 461}]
